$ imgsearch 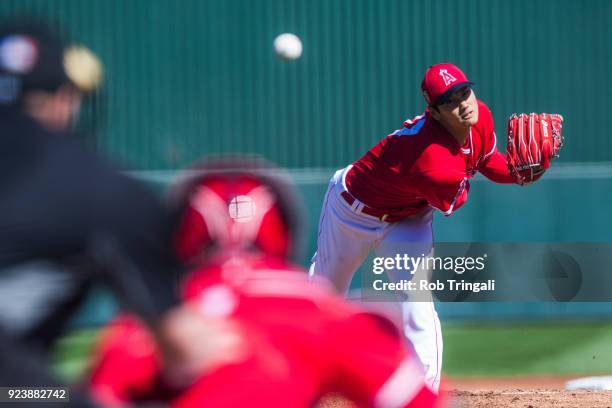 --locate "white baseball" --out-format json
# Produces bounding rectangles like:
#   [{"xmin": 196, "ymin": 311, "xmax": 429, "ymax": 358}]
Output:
[{"xmin": 273, "ymin": 33, "xmax": 302, "ymax": 61}]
